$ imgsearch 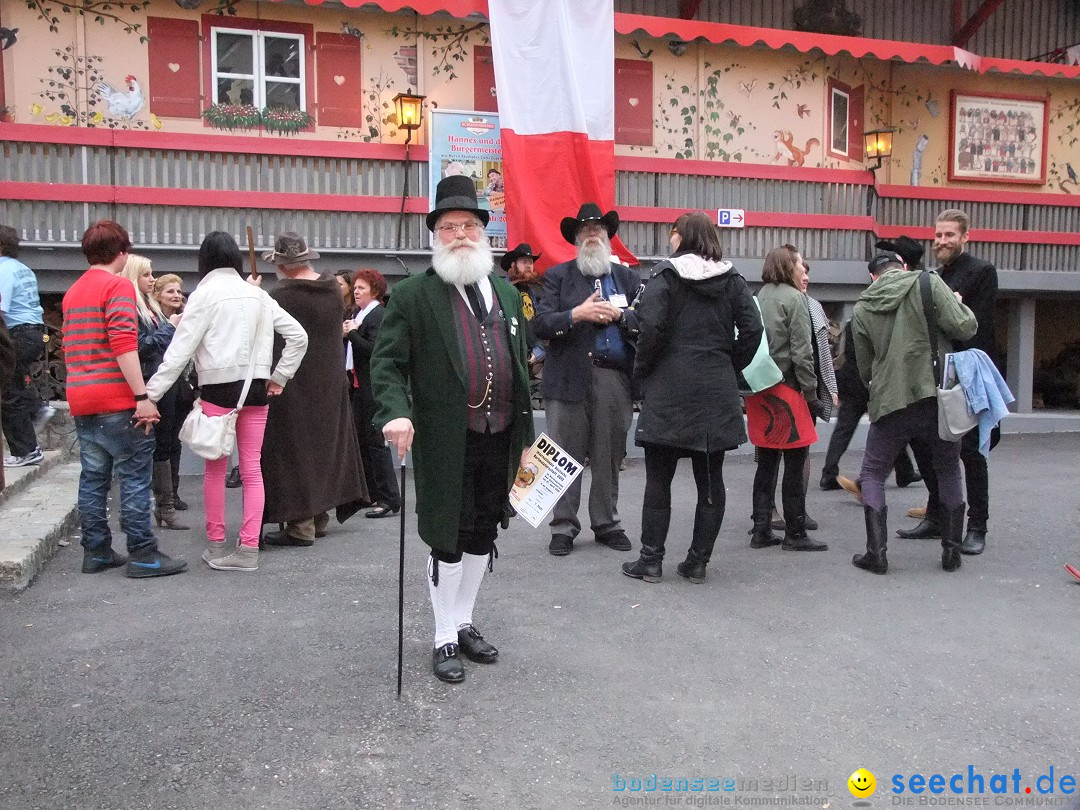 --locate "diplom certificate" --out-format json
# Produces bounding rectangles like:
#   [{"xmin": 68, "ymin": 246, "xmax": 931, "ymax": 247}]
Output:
[{"xmin": 508, "ymin": 433, "xmax": 584, "ymax": 528}]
